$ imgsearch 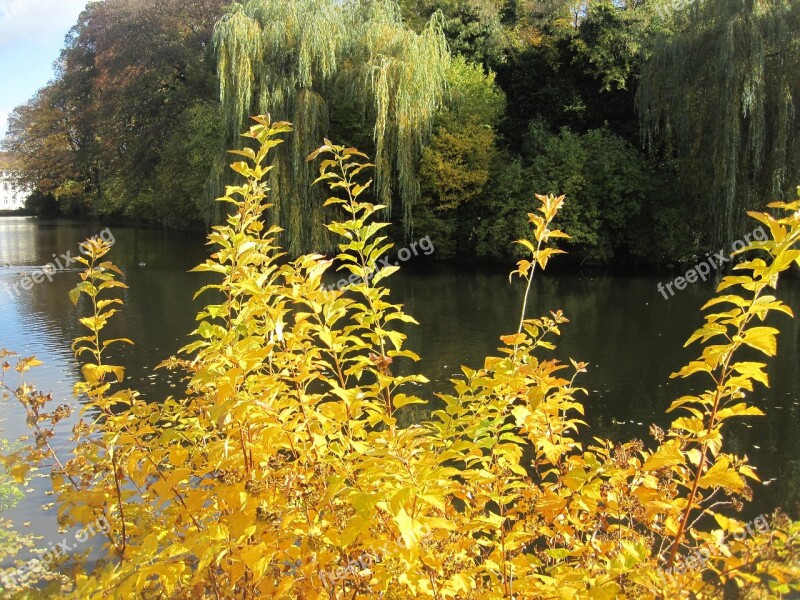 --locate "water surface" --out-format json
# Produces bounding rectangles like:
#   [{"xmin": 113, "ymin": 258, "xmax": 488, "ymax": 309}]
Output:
[{"xmin": 1, "ymin": 217, "xmax": 798, "ymax": 562}]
